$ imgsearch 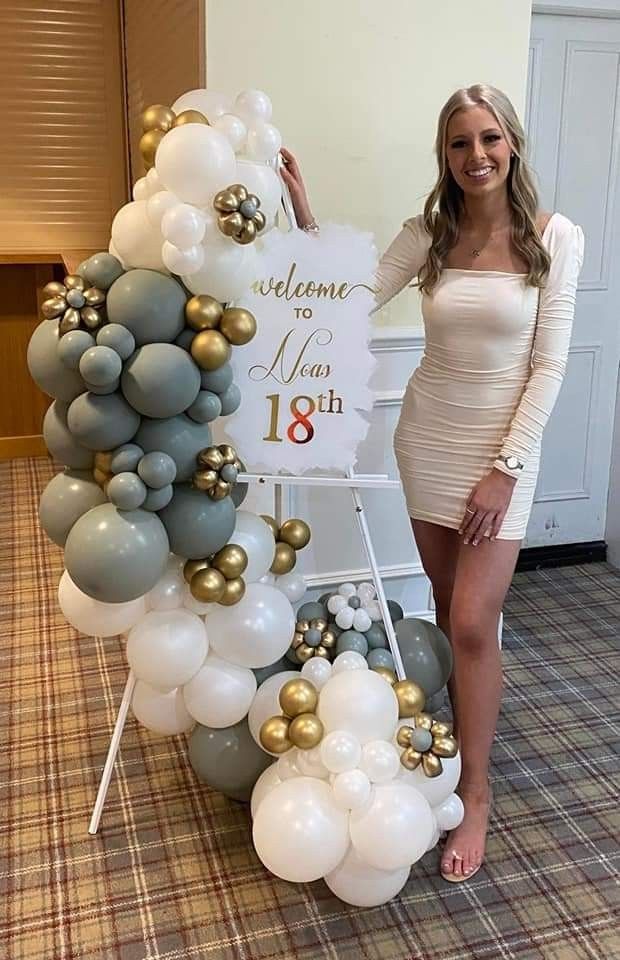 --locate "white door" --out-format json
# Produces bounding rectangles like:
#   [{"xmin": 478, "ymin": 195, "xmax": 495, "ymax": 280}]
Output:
[{"xmin": 525, "ymin": 12, "xmax": 620, "ymax": 547}]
